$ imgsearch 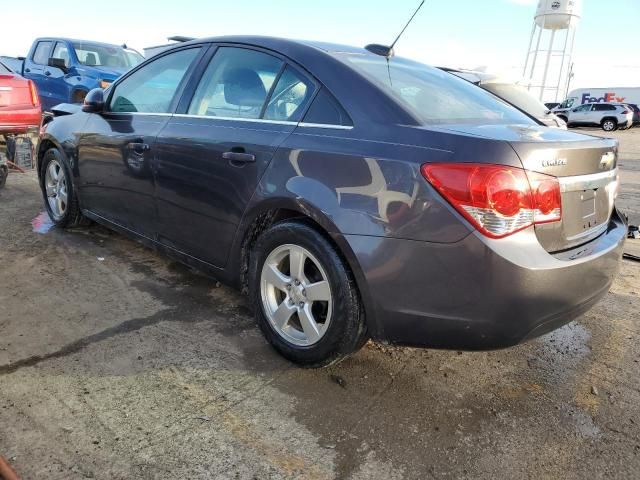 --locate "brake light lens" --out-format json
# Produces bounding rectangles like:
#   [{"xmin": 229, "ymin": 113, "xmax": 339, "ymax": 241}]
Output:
[
  {"xmin": 28, "ymin": 80, "xmax": 40, "ymax": 107},
  {"xmin": 621, "ymin": 110, "xmax": 629, "ymax": 115},
  {"xmin": 421, "ymin": 163, "xmax": 562, "ymax": 238}
]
